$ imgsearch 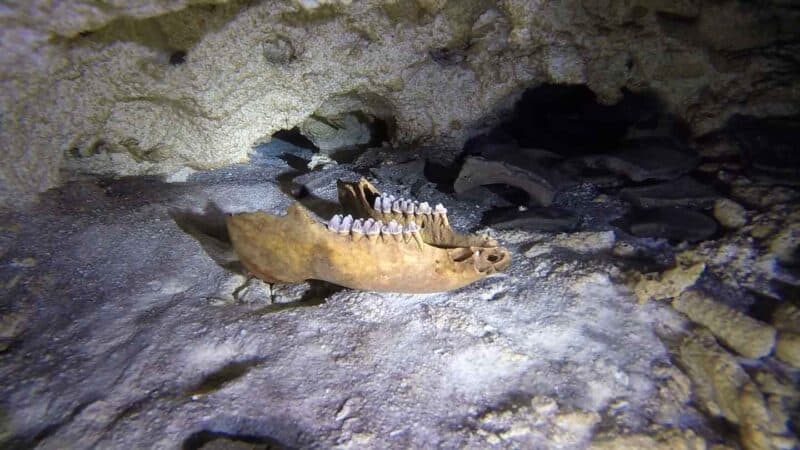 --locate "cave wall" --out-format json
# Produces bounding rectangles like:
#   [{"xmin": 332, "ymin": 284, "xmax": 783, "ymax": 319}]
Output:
[{"xmin": 1, "ymin": 0, "xmax": 798, "ymax": 207}]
